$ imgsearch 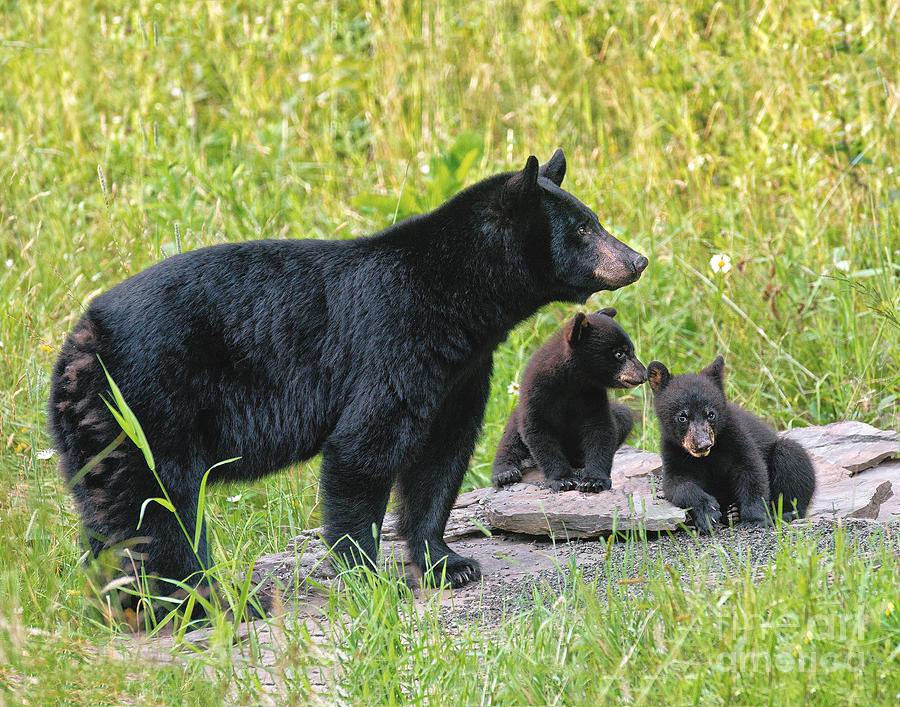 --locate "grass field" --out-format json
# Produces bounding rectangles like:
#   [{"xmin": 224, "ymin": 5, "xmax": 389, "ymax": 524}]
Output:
[{"xmin": 1, "ymin": 0, "xmax": 899, "ymax": 703}]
